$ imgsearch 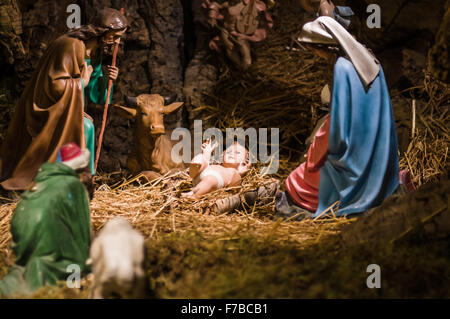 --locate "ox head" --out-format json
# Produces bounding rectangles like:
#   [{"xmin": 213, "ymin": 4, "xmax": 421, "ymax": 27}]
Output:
[{"xmin": 114, "ymin": 93, "xmax": 184, "ymax": 136}]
